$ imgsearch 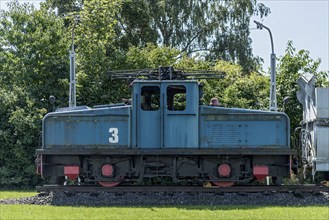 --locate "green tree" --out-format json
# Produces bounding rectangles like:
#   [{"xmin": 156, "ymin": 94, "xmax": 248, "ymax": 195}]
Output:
[
  {"xmin": 117, "ymin": 0, "xmax": 270, "ymax": 72},
  {"xmin": 125, "ymin": 43, "xmax": 180, "ymax": 69},
  {"xmin": 175, "ymin": 56, "xmax": 269, "ymax": 109},
  {"xmin": 46, "ymin": 0, "xmax": 83, "ymax": 16},
  {"xmin": 276, "ymin": 41, "xmax": 329, "ymax": 170},
  {"xmin": 276, "ymin": 41, "xmax": 329, "ymax": 147},
  {"xmin": 114, "ymin": 0, "xmax": 158, "ymax": 50},
  {"xmin": 0, "ymin": 1, "xmax": 70, "ymax": 107},
  {"xmin": 0, "ymin": 86, "xmax": 46, "ymax": 188},
  {"xmin": 0, "ymin": 1, "xmax": 70, "ymax": 187},
  {"xmin": 46, "ymin": 0, "xmax": 270, "ymax": 72},
  {"xmin": 222, "ymin": 71, "xmax": 269, "ymax": 109},
  {"xmin": 71, "ymin": 0, "xmax": 125, "ymax": 105}
]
